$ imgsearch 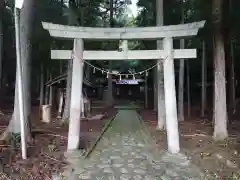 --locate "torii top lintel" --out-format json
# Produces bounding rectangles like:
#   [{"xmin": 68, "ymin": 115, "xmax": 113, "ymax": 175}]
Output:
[{"xmin": 42, "ymin": 21, "xmax": 205, "ymax": 40}]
